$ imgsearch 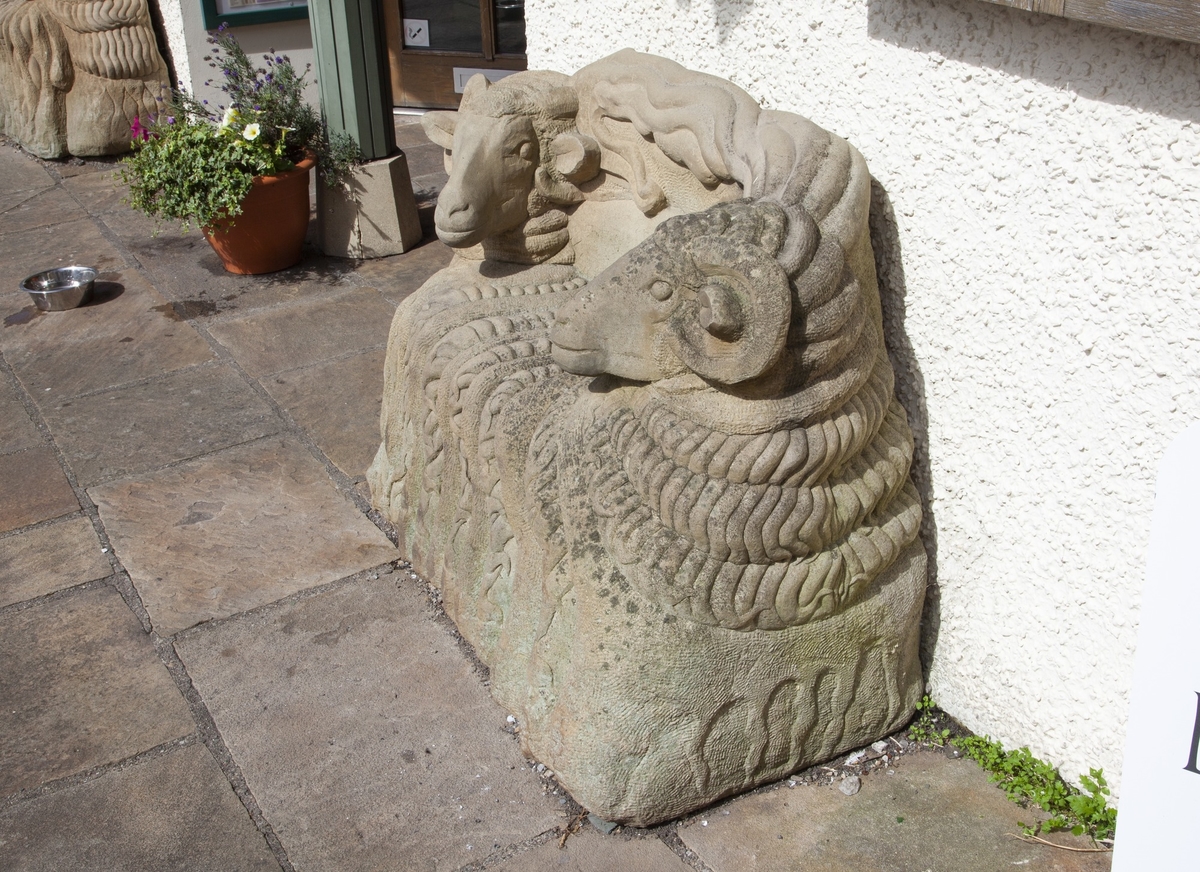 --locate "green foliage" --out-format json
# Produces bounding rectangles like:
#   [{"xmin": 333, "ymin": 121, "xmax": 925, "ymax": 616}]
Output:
[
  {"xmin": 952, "ymin": 735, "xmax": 1116, "ymax": 843},
  {"xmin": 119, "ymin": 25, "xmax": 357, "ymax": 232},
  {"xmin": 119, "ymin": 114, "xmax": 290, "ymax": 232},
  {"xmin": 907, "ymin": 695, "xmax": 952, "ymax": 746}
]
